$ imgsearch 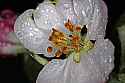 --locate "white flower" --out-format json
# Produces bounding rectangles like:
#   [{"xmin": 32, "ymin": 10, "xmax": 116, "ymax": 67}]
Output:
[{"xmin": 14, "ymin": 0, "xmax": 114, "ymax": 83}]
